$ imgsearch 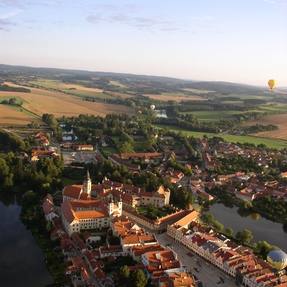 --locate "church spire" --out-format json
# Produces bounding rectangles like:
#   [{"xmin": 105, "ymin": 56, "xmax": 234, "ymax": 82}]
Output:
[
  {"xmin": 86, "ymin": 169, "xmax": 90, "ymax": 181},
  {"xmin": 83, "ymin": 169, "xmax": 92, "ymax": 198}
]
